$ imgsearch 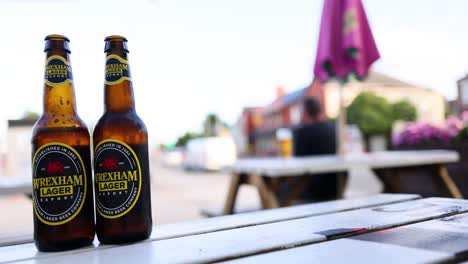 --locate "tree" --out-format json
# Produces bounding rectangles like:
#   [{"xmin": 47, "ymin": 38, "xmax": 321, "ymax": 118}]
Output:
[
  {"xmin": 22, "ymin": 111, "xmax": 40, "ymax": 120},
  {"xmin": 347, "ymin": 91, "xmax": 393, "ymax": 138},
  {"xmin": 203, "ymin": 113, "xmax": 218, "ymax": 137},
  {"xmin": 175, "ymin": 132, "xmax": 203, "ymax": 147},
  {"xmin": 347, "ymin": 91, "xmax": 418, "ymax": 141},
  {"xmin": 391, "ymin": 100, "xmax": 417, "ymax": 122},
  {"xmin": 203, "ymin": 113, "xmax": 229, "ymax": 137},
  {"xmin": 174, "ymin": 113, "xmax": 230, "ymax": 147}
]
